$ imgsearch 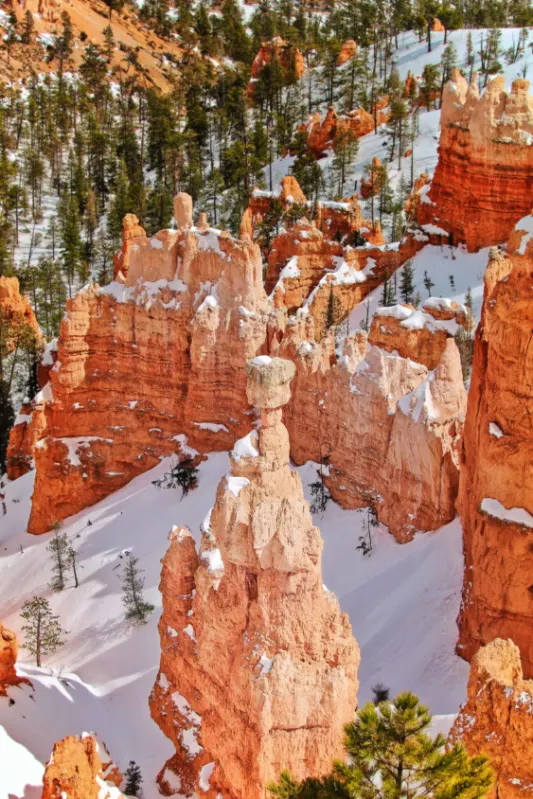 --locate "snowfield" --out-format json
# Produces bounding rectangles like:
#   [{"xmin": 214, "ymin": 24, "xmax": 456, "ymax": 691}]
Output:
[{"xmin": 0, "ymin": 452, "xmax": 468, "ymax": 798}]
